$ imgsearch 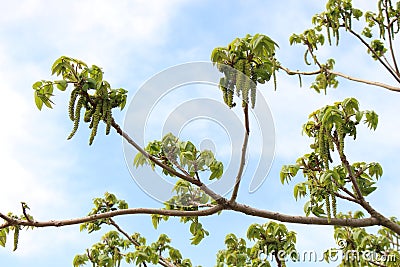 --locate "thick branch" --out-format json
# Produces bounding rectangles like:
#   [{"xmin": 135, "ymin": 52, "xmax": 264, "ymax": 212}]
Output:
[
  {"xmin": 0, "ymin": 206, "xmax": 223, "ymax": 229},
  {"xmin": 229, "ymin": 202, "xmax": 380, "ymax": 228},
  {"xmin": 3, "ymin": 201, "xmax": 395, "ymax": 233},
  {"xmin": 0, "ymin": 212, "xmax": 12, "ymax": 223}
]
